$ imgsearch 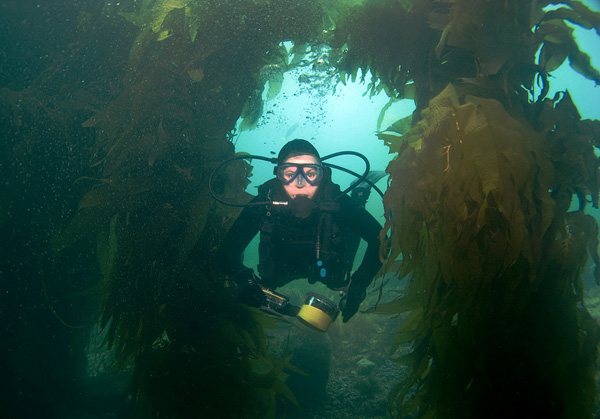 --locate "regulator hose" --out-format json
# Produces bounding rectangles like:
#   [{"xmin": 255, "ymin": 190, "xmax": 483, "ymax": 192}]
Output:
[{"xmin": 208, "ymin": 150, "xmax": 383, "ymax": 208}]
